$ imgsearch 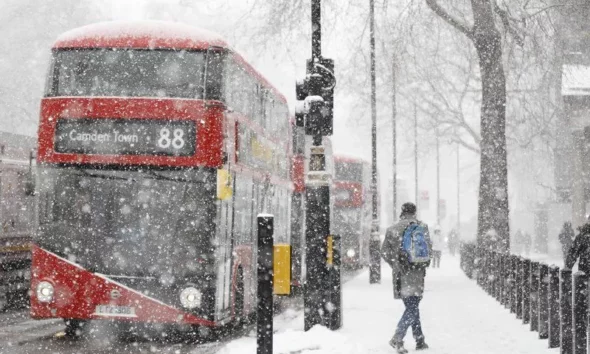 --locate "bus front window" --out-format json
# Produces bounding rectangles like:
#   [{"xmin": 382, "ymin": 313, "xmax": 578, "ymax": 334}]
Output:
[
  {"xmin": 36, "ymin": 167, "xmax": 217, "ymax": 278},
  {"xmin": 49, "ymin": 49, "xmax": 206, "ymax": 99}
]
